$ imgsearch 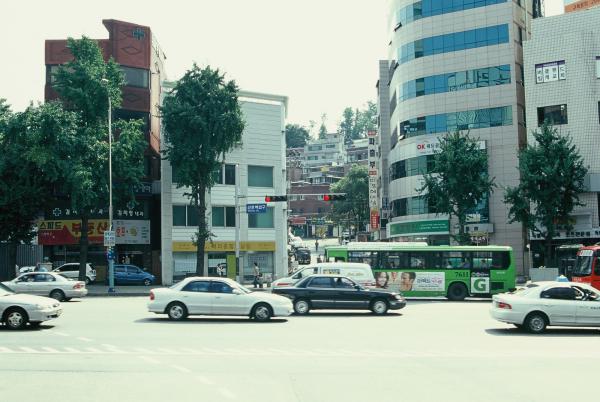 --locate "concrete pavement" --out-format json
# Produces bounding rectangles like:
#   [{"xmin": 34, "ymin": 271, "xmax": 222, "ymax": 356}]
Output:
[{"xmin": 1, "ymin": 297, "xmax": 598, "ymax": 402}]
